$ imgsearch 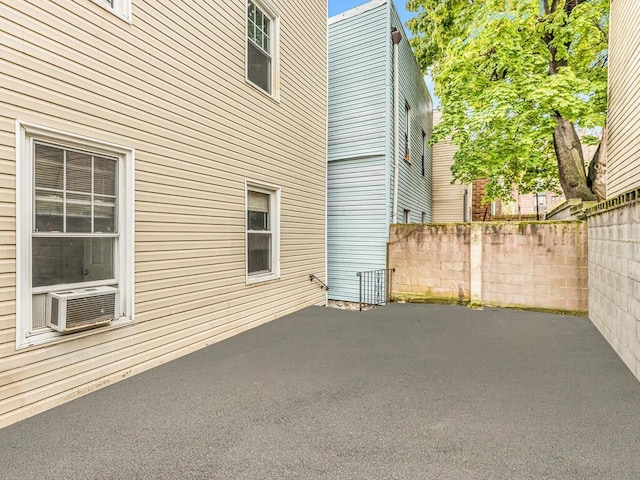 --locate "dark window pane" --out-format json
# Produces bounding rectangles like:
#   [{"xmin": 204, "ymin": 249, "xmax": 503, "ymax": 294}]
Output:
[
  {"xmin": 248, "ymin": 211, "xmax": 268, "ymax": 230},
  {"xmin": 94, "ymin": 197, "xmax": 116, "ymax": 233},
  {"xmin": 248, "ymin": 232, "xmax": 271, "ymax": 274},
  {"xmin": 66, "ymin": 193, "xmax": 92, "ymax": 233},
  {"xmin": 247, "ymin": 41, "xmax": 271, "ymax": 93},
  {"xmin": 35, "ymin": 198, "xmax": 63, "ymax": 232},
  {"xmin": 32, "ymin": 237, "xmax": 114, "ymax": 287}
]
